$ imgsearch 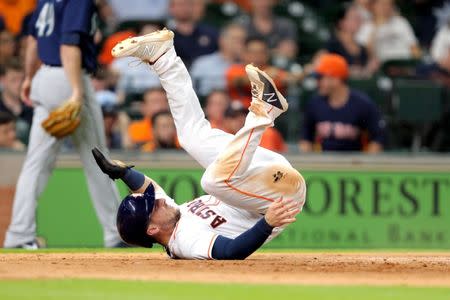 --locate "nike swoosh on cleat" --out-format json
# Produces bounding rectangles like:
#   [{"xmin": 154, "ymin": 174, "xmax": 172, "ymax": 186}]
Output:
[{"xmin": 258, "ymin": 74, "xmax": 284, "ymax": 109}]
